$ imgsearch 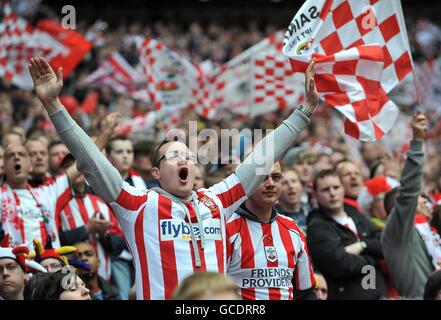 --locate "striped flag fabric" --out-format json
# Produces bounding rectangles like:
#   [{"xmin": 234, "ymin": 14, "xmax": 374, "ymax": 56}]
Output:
[{"xmin": 283, "ymin": 0, "xmax": 413, "ymax": 141}]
